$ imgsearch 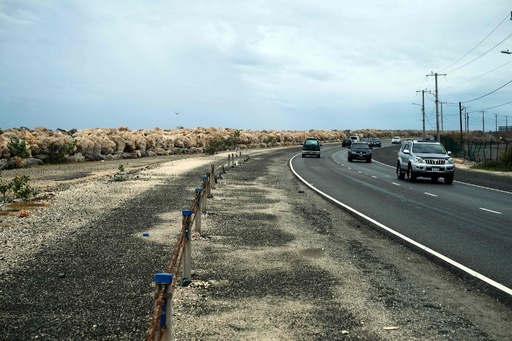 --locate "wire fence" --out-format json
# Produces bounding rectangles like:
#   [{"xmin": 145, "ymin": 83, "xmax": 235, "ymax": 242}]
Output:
[
  {"xmin": 145, "ymin": 152, "xmax": 246, "ymax": 341},
  {"xmin": 441, "ymin": 137, "xmax": 511, "ymax": 163}
]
